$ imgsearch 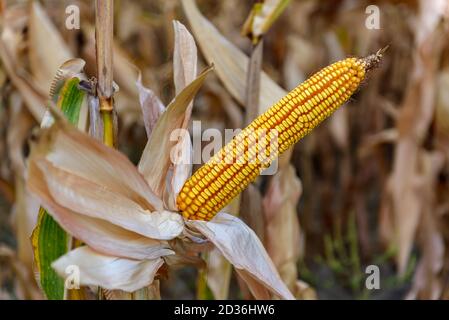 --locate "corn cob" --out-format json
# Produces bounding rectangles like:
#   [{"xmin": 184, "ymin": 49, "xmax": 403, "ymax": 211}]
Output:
[{"xmin": 177, "ymin": 50, "xmax": 384, "ymax": 221}]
